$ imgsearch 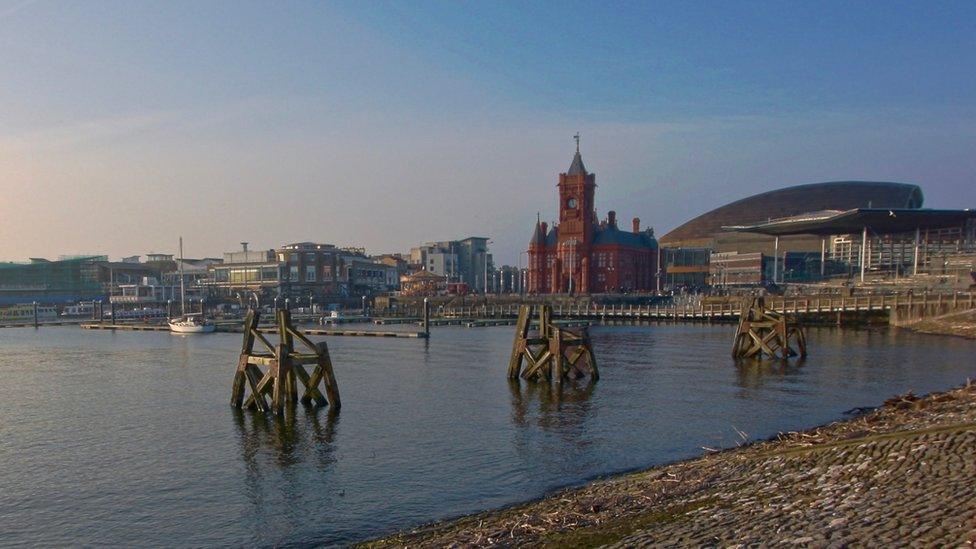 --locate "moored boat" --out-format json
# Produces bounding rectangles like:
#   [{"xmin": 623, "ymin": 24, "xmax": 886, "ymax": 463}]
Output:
[
  {"xmin": 169, "ymin": 237, "xmax": 214, "ymax": 334},
  {"xmin": 168, "ymin": 313, "xmax": 215, "ymax": 333}
]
